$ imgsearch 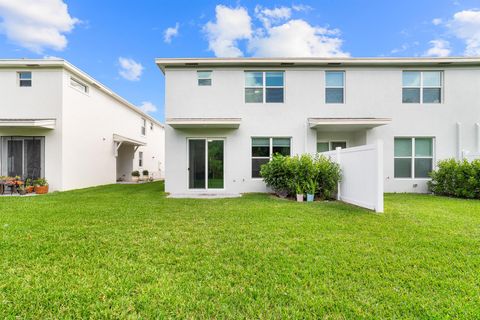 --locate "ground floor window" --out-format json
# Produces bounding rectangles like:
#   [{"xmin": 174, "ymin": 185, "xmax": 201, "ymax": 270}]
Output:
[
  {"xmin": 0, "ymin": 136, "xmax": 45, "ymax": 179},
  {"xmin": 251, "ymin": 137, "xmax": 291, "ymax": 178},
  {"xmin": 138, "ymin": 151, "xmax": 143, "ymax": 167},
  {"xmin": 317, "ymin": 141, "xmax": 347, "ymax": 153},
  {"xmin": 394, "ymin": 137, "xmax": 434, "ymax": 178}
]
